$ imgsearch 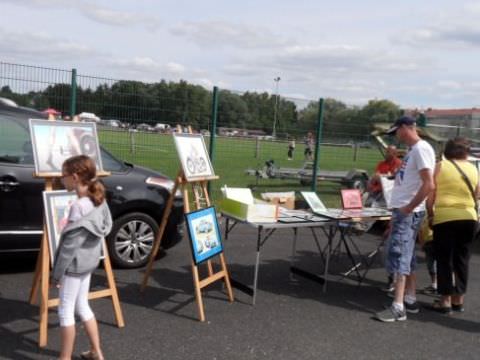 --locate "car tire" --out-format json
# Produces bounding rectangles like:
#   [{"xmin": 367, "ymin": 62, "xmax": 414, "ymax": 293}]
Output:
[
  {"xmin": 107, "ymin": 212, "xmax": 158, "ymax": 268},
  {"xmin": 350, "ymin": 176, "xmax": 368, "ymax": 194}
]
